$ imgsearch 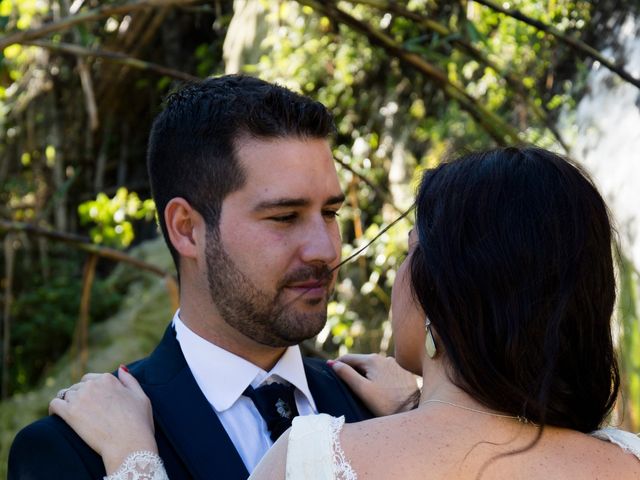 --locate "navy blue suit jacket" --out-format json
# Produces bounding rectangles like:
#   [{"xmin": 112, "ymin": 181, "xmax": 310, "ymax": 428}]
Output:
[{"xmin": 8, "ymin": 325, "xmax": 372, "ymax": 479}]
